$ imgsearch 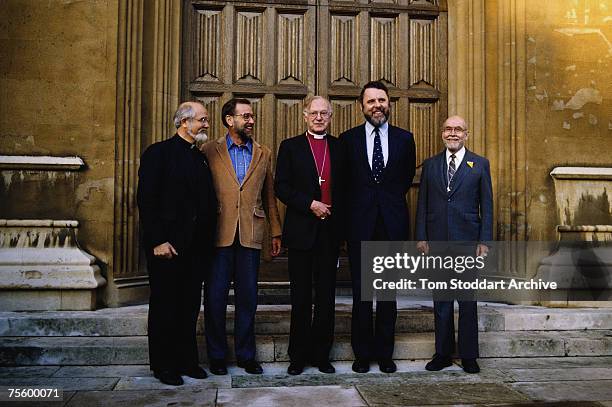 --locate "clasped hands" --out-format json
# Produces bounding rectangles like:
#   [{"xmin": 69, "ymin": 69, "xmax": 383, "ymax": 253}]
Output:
[{"xmin": 310, "ymin": 200, "xmax": 331, "ymax": 220}]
